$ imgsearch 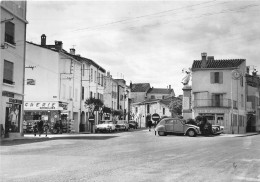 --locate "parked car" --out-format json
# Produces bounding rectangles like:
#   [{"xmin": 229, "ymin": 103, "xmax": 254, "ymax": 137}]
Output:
[
  {"xmin": 116, "ymin": 120, "xmax": 129, "ymax": 131},
  {"xmin": 129, "ymin": 120, "xmax": 138, "ymax": 129},
  {"xmin": 192, "ymin": 116, "xmax": 224, "ymax": 135},
  {"xmin": 155, "ymin": 118, "xmax": 201, "ymax": 137},
  {"xmin": 95, "ymin": 120, "xmax": 116, "ymax": 133}
]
